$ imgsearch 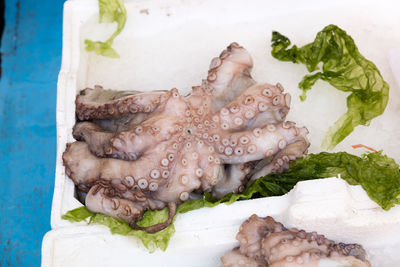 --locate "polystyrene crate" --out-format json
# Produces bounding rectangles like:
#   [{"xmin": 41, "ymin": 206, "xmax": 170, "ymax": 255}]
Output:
[{"xmin": 43, "ymin": 0, "xmax": 400, "ymax": 266}]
